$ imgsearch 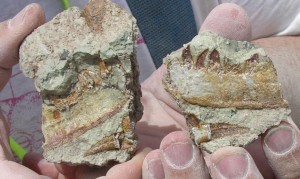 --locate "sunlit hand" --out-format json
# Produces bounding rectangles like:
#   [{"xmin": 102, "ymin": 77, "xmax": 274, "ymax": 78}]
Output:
[
  {"xmin": 140, "ymin": 3, "xmax": 300, "ymax": 179},
  {"xmin": 0, "ymin": 4, "xmax": 150, "ymax": 179}
]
